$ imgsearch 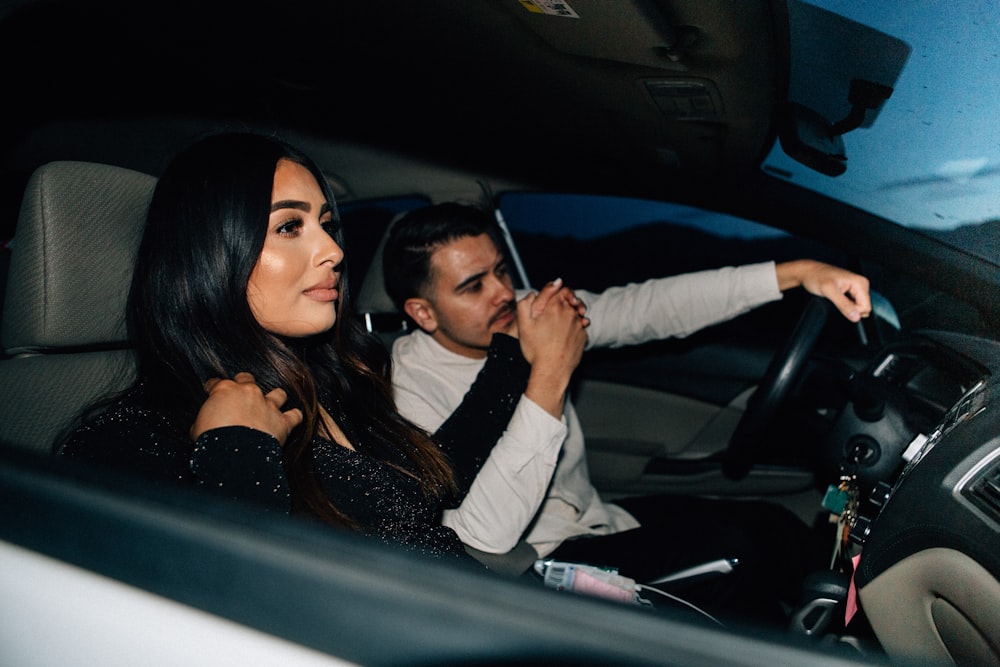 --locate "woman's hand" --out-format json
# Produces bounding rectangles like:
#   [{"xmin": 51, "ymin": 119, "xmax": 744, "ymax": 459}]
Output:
[
  {"xmin": 190, "ymin": 371, "xmax": 303, "ymax": 444},
  {"xmin": 517, "ymin": 280, "xmax": 589, "ymax": 418},
  {"xmin": 529, "ymin": 277, "xmax": 589, "ymax": 323}
]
